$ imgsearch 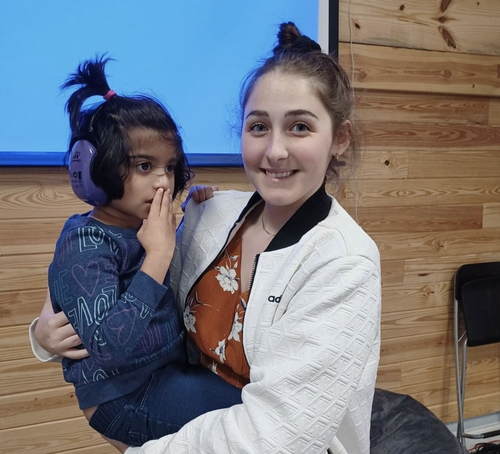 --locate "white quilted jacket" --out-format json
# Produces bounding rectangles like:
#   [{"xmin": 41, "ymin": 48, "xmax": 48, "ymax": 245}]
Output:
[{"xmin": 127, "ymin": 189, "xmax": 381, "ymax": 454}]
